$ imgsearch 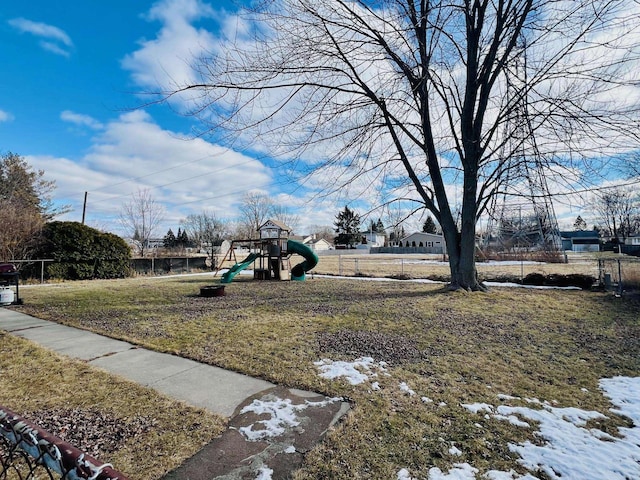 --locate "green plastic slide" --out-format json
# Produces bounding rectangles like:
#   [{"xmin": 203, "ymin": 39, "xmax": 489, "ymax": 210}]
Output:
[
  {"xmin": 287, "ymin": 239, "xmax": 319, "ymax": 281},
  {"xmin": 220, "ymin": 252, "xmax": 260, "ymax": 284}
]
